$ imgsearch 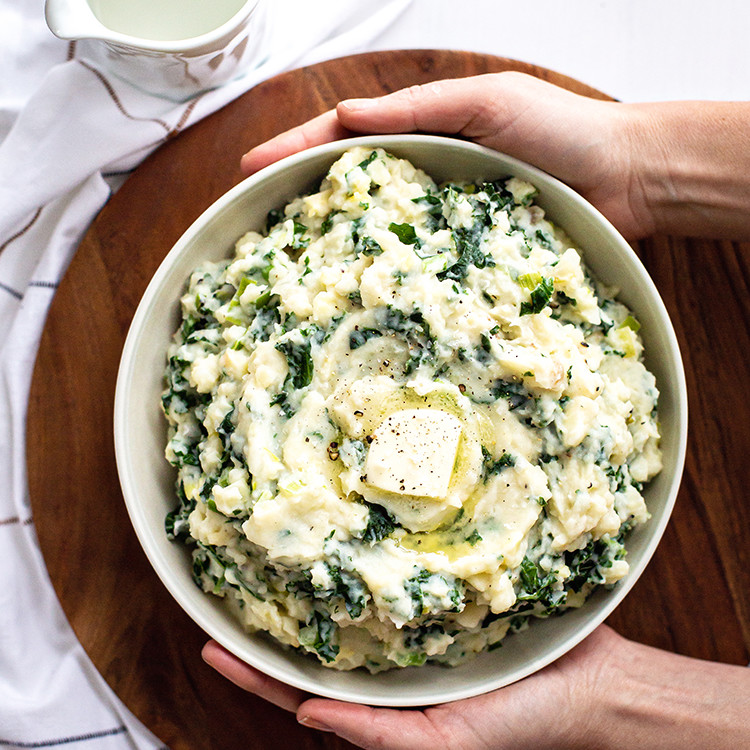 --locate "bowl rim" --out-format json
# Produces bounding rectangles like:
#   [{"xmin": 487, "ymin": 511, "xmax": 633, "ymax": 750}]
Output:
[{"xmin": 114, "ymin": 133, "xmax": 688, "ymax": 706}]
